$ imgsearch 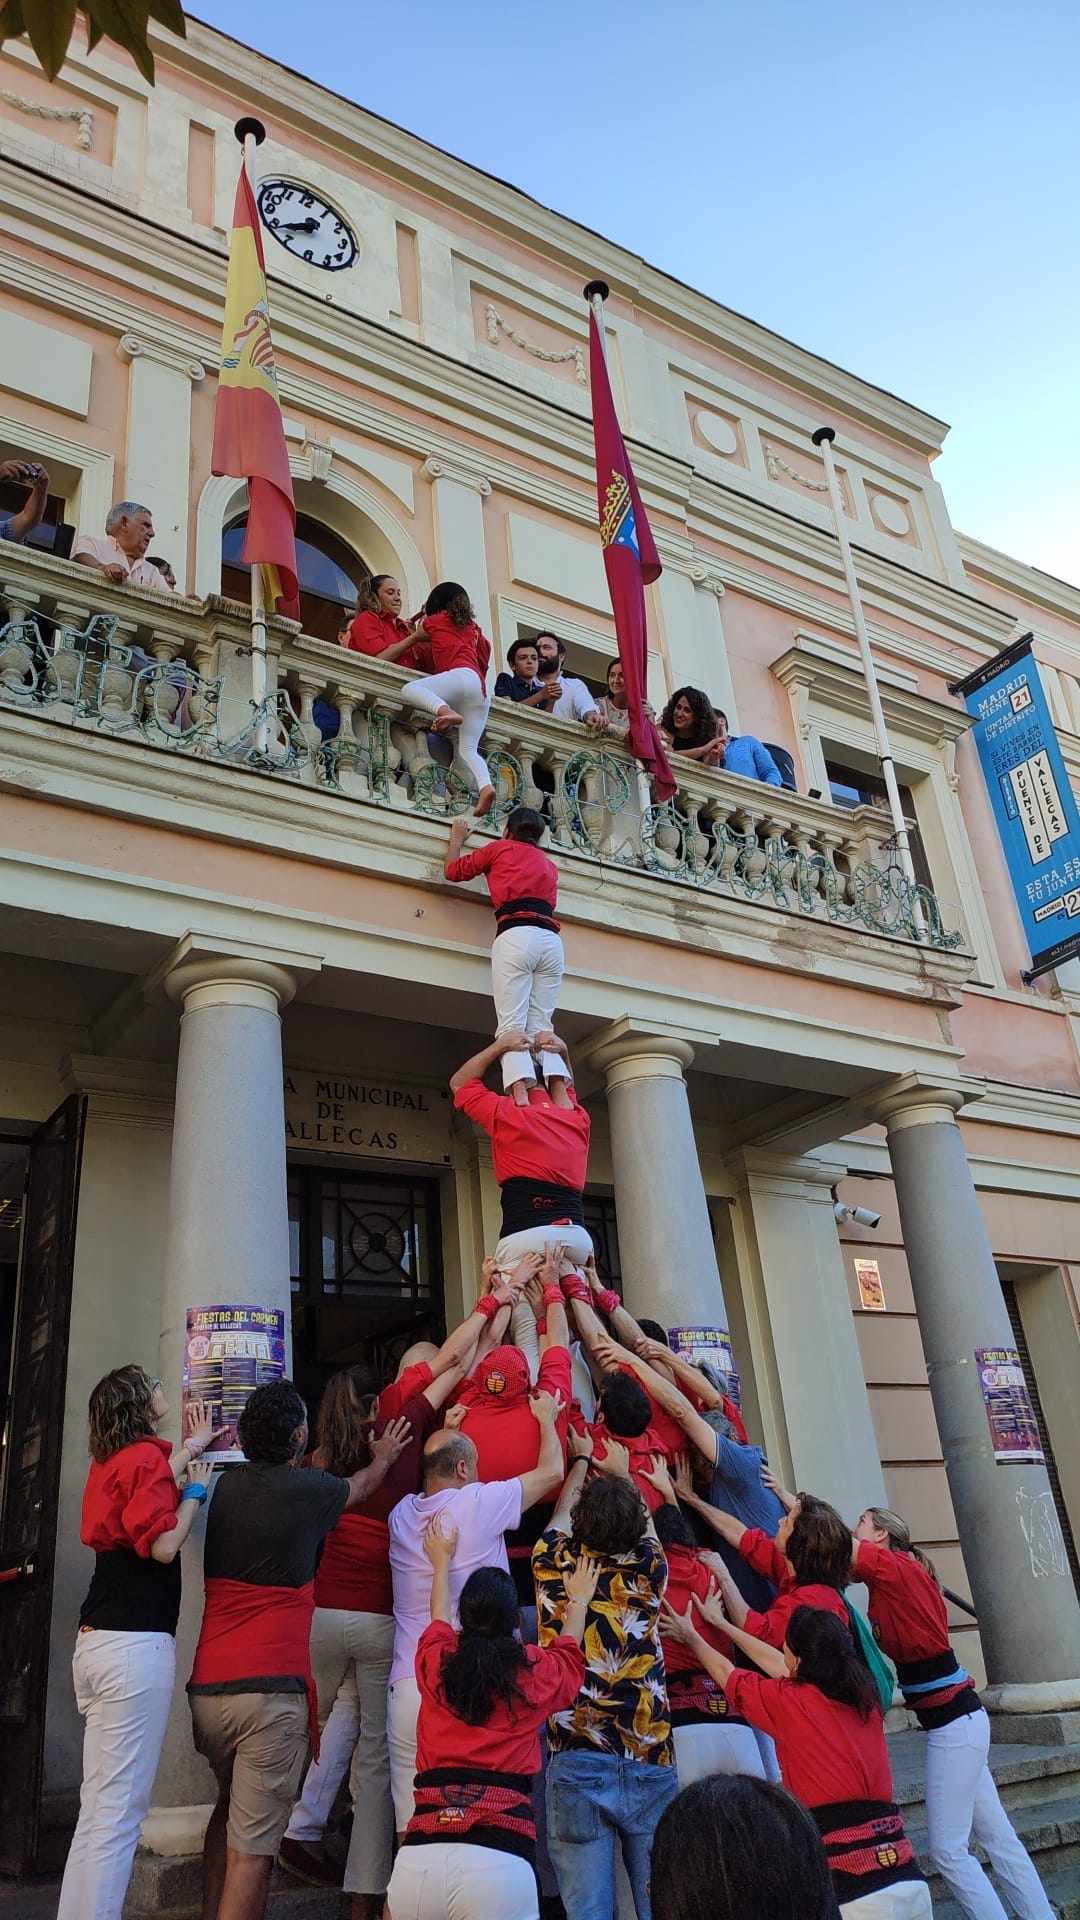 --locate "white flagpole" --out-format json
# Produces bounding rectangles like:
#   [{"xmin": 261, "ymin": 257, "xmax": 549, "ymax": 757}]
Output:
[
  {"xmin": 234, "ymin": 116, "xmax": 269, "ymax": 753},
  {"xmin": 812, "ymin": 425, "xmax": 926, "ymax": 938}
]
